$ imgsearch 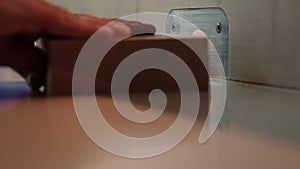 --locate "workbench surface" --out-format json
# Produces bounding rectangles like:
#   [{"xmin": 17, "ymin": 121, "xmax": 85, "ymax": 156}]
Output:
[{"xmin": 0, "ymin": 81, "xmax": 299, "ymax": 169}]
